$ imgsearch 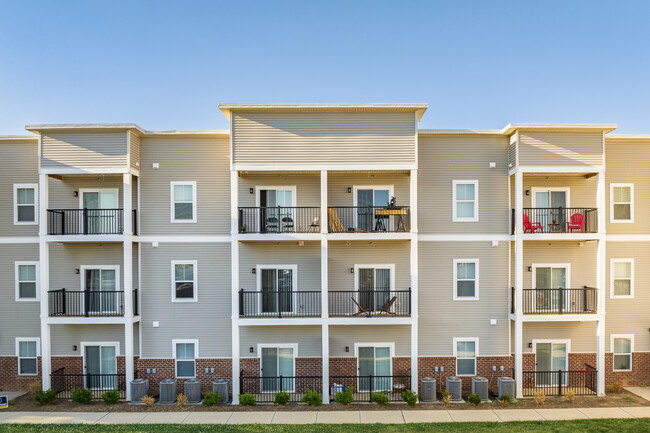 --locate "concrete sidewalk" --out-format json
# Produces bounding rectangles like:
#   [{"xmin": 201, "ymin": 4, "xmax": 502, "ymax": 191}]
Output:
[{"xmin": 0, "ymin": 407, "xmax": 649, "ymax": 424}]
